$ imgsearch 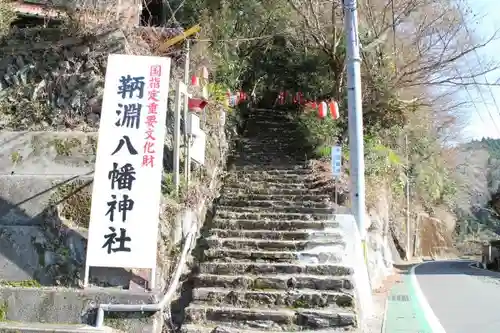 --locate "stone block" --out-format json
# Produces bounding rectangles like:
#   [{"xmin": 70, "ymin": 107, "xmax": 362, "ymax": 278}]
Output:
[{"xmin": 0, "ymin": 287, "xmax": 160, "ymax": 332}]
